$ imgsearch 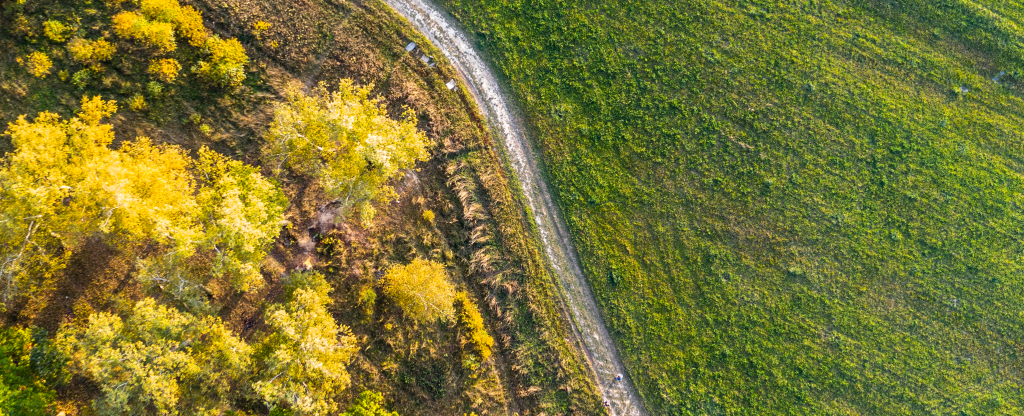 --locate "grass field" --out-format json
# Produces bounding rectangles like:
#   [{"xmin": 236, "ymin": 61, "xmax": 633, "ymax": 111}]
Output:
[{"xmin": 442, "ymin": 0, "xmax": 1024, "ymax": 413}]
